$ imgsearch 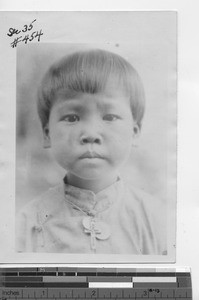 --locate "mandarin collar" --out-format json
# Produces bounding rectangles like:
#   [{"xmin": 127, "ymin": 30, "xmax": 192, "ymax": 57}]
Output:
[{"xmin": 63, "ymin": 176, "xmax": 124, "ymax": 216}]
